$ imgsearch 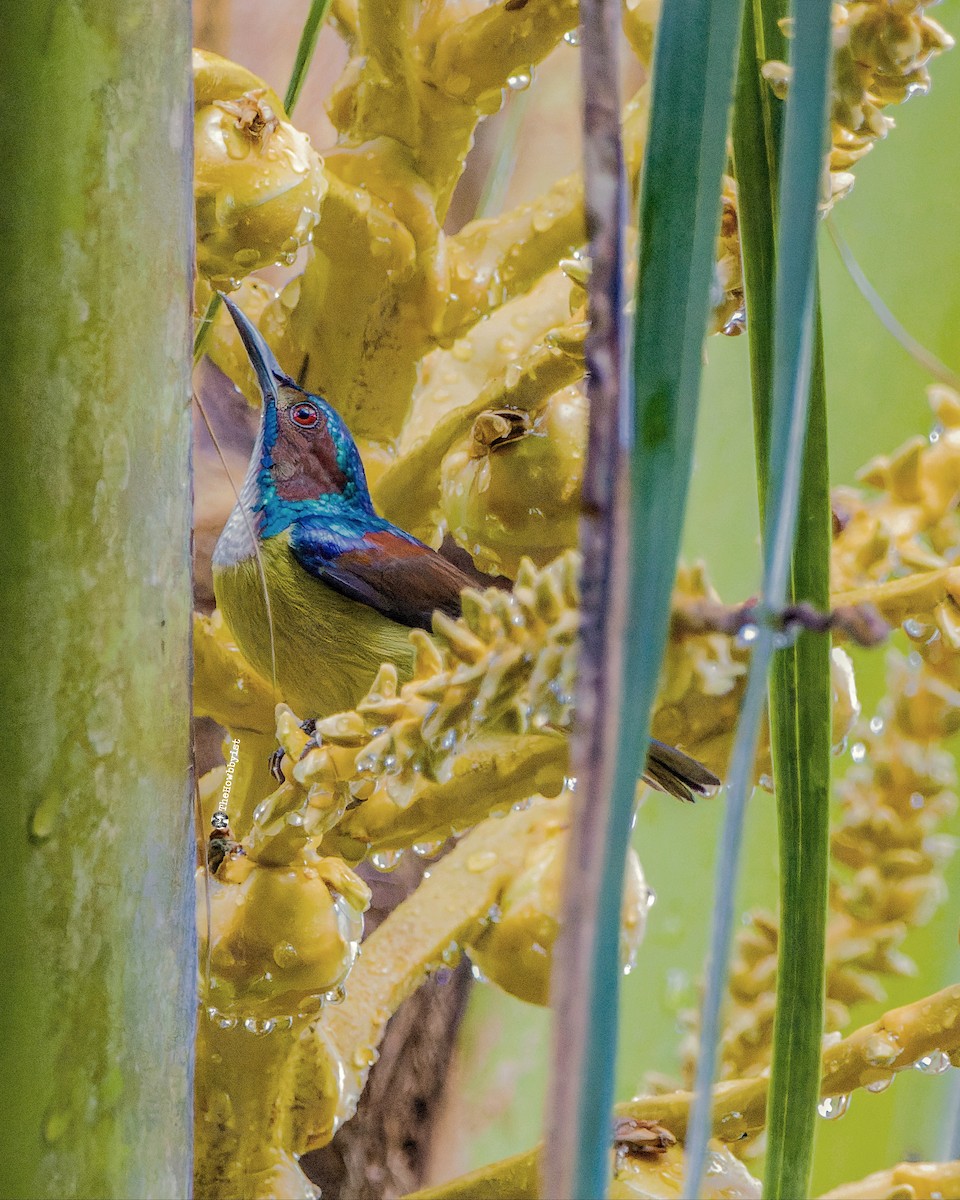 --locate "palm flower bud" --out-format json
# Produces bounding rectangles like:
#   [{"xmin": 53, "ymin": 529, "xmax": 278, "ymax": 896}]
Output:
[
  {"xmin": 764, "ymin": 3, "xmax": 953, "ymax": 201},
  {"xmin": 467, "ymin": 809, "xmax": 650, "ymax": 1006},
  {"xmin": 610, "ymin": 1141, "xmax": 761, "ymax": 1199},
  {"xmin": 193, "ymin": 50, "xmax": 327, "ymax": 289},
  {"xmin": 199, "ymin": 848, "xmax": 369, "ymax": 1019},
  {"xmin": 711, "ymin": 179, "xmax": 744, "ymax": 336},
  {"xmin": 440, "ymin": 387, "xmax": 586, "ymax": 576}
]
